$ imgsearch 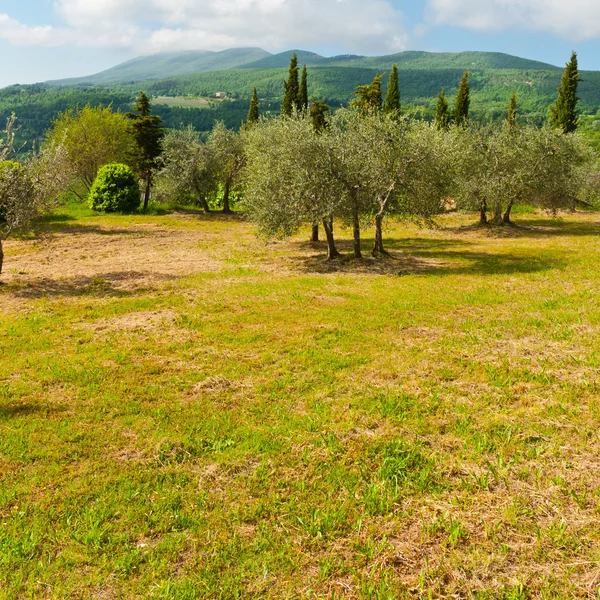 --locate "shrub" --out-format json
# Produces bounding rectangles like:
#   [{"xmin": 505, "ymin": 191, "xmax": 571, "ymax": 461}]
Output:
[{"xmin": 88, "ymin": 163, "xmax": 141, "ymax": 213}]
